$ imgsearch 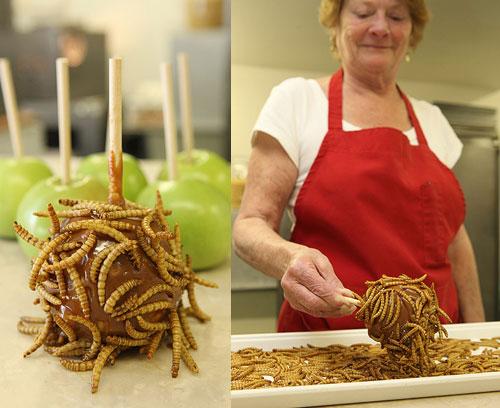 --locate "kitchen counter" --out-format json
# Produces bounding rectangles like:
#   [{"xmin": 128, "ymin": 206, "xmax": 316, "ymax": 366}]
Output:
[{"xmin": 0, "ymin": 155, "xmax": 230, "ymax": 407}]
